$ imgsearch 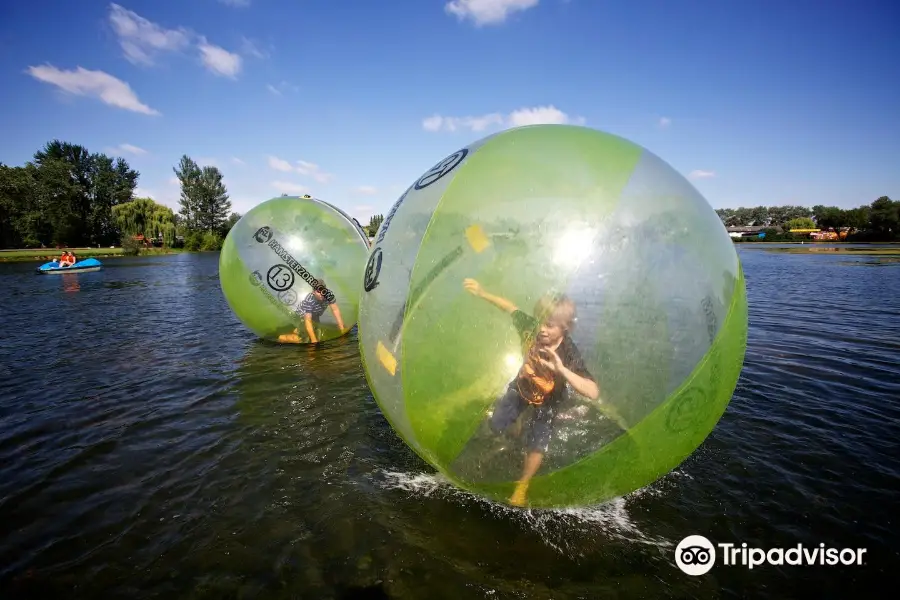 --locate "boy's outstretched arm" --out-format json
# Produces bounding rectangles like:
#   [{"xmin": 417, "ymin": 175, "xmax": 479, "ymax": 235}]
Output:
[
  {"xmin": 463, "ymin": 278, "xmax": 517, "ymax": 313},
  {"xmin": 562, "ymin": 368, "xmax": 600, "ymax": 400},
  {"xmin": 304, "ymin": 313, "xmax": 318, "ymax": 343},
  {"xmin": 329, "ymin": 303, "xmax": 346, "ymax": 331}
]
